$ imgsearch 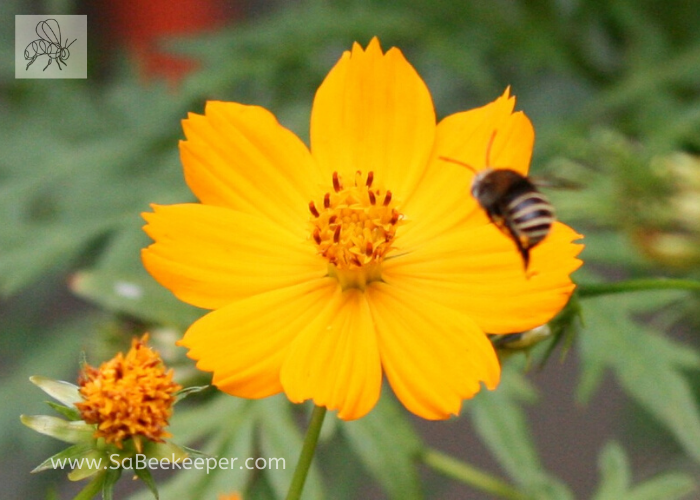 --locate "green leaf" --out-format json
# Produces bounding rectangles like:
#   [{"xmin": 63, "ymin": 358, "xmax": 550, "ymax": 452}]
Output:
[
  {"xmin": 133, "ymin": 467, "xmax": 160, "ymax": 500},
  {"xmin": 0, "ymin": 222, "xmax": 109, "ymax": 296},
  {"xmin": 592, "ymin": 442, "xmax": 695, "ymax": 500},
  {"xmin": 470, "ymin": 366, "xmax": 574, "ymax": 499},
  {"xmin": 201, "ymin": 411, "xmax": 257, "ymax": 498},
  {"xmin": 470, "ymin": 367, "xmax": 538, "ymax": 481},
  {"xmin": 628, "ymin": 474, "xmax": 695, "ymax": 500},
  {"xmin": 257, "ymin": 397, "xmax": 325, "ymax": 500},
  {"xmin": 579, "ymin": 293, "xmax": 700, "ymax": 463},
  {"xmin": 168, "ymin": 391, "xmax": 248, "ymax": 444},
  {"xmin": 342, "ymin": 391, "xmax": 423, "ymax": 500},
  {"xmin": 591, "ymin": 442, "xmax": 630, "ymax": 500},
  {"xmin": 69, "ymin": 270, "xmax": 203, "ymax": 328}
]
